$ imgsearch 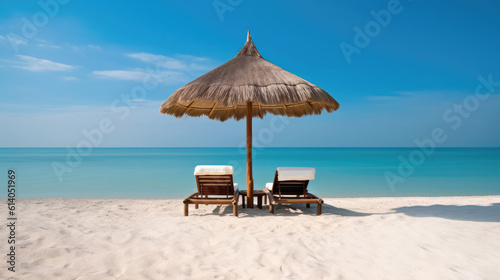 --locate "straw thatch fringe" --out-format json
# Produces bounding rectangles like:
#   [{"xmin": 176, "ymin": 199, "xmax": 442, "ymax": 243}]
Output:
[
  {"xmin": 160, "ymin": 83, "xmax": 339, "ymax": 121},
  {"xmin": 162, "ymin": 101, "xmax": 338, "ymax": 121},
  {"xmin": 159, "ymin": 32, "xmax": 340, "ymax": 122}
]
